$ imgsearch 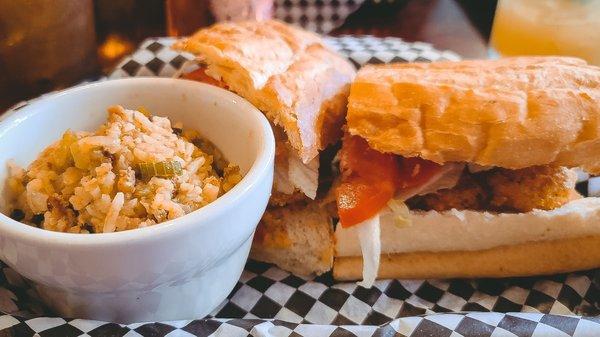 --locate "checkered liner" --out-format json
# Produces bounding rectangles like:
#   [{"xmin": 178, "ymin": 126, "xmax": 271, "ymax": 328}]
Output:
[
  {"xmin": 2, "ymin": 36, "xmax": 600, "ymax": 337},
  {"xmin": 273, "ymin": 0, "xmax": 366, "ymax": 33},
  {"xmin": 108, "ymin": 36, "xmax": 461, "ymax": 80},
  {"xmin": 2, "ymin": 260, "xmax": 600, "ymax": 336}
]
